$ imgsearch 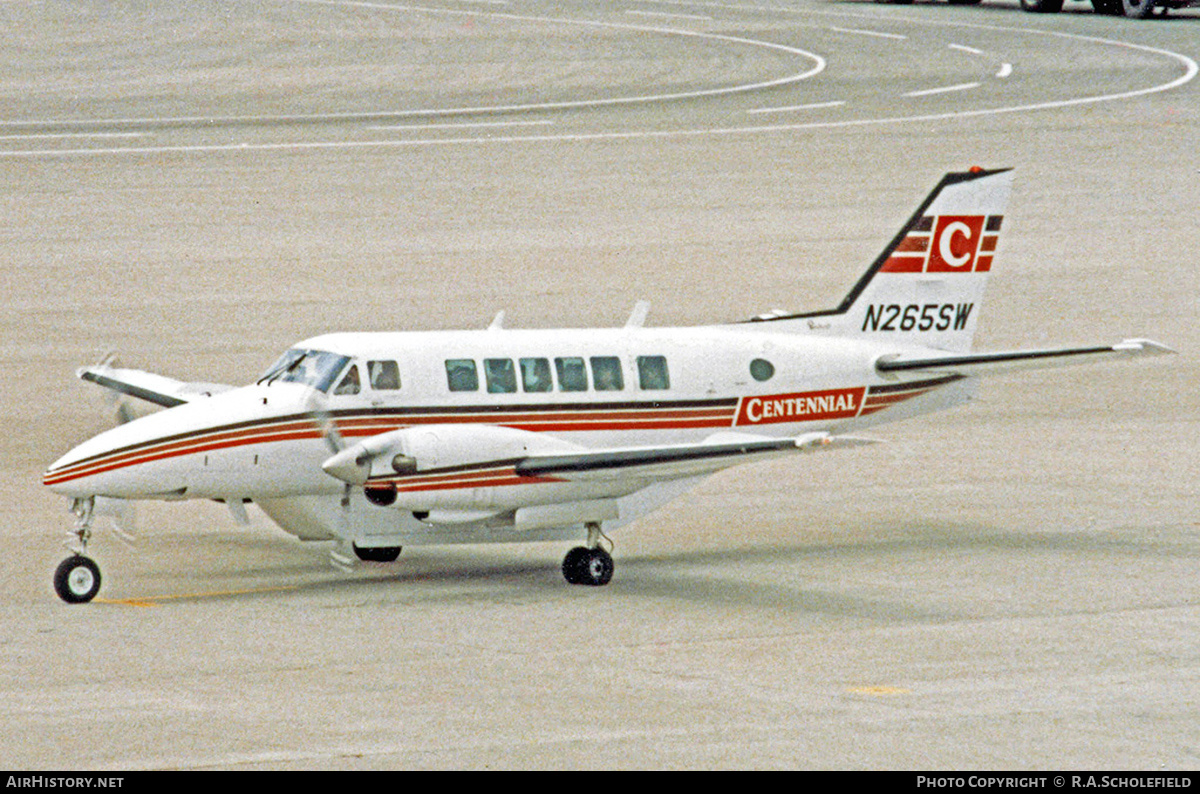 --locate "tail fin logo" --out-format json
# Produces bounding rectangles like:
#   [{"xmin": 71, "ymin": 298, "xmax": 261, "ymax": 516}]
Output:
[
  {"xmin": 881, "ymin": 214, "xmax": 1001, "ymax": 274},
  {"xmin": 929, "ymin": 215, "xmax": 984, "ymax": 272}
]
